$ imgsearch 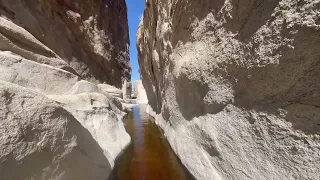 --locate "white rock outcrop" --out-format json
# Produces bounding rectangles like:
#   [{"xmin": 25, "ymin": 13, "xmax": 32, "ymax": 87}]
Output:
[
  {"xmin": 48, "ymin": 91, "xmax": 130, "ymax": 165},
  {"xmin": 0, "ymin": 81, "xmax": 127, "ymax": 180},
  {"xmin": 0, "ymin": 52, "xmax": 130, "ymax": 180},
  {"xmin": 133, "ymin": 80, "xmax": 148, "ymax": 104},
  {"xmin": 137, "ymin": 0, "xmax": 320, "ymax": 180},
  {"xmin": 98, "ymin": 84, "xmax": 124, "ymax": 99}
]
